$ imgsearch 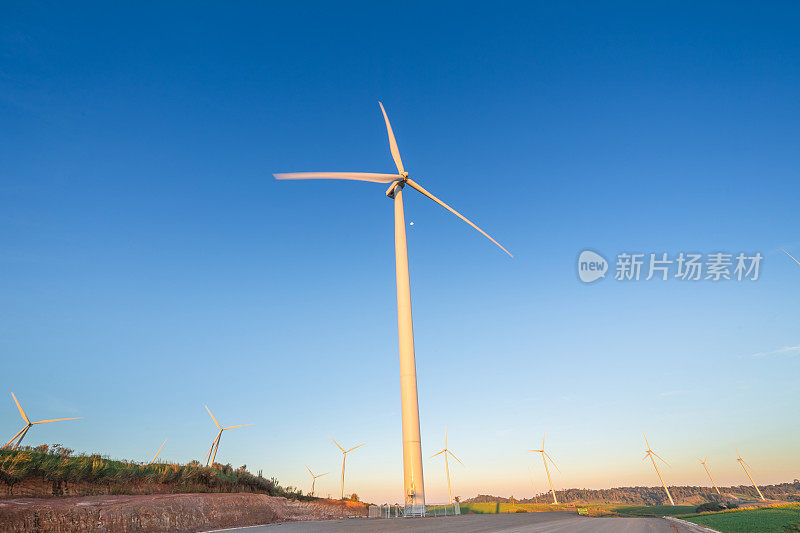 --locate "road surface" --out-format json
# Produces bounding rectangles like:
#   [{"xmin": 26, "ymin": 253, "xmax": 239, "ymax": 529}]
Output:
[{"xmin": 217, "ymin": 512, "xmax": 695, "ymax": 532}]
